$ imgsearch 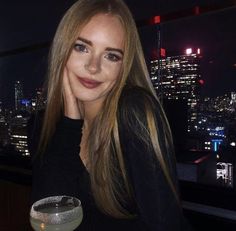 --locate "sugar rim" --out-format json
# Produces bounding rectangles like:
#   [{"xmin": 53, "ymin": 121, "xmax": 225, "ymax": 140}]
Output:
[{"xmin": 30, "ymin": 195, "xmax": 82, "ymax": 225}]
